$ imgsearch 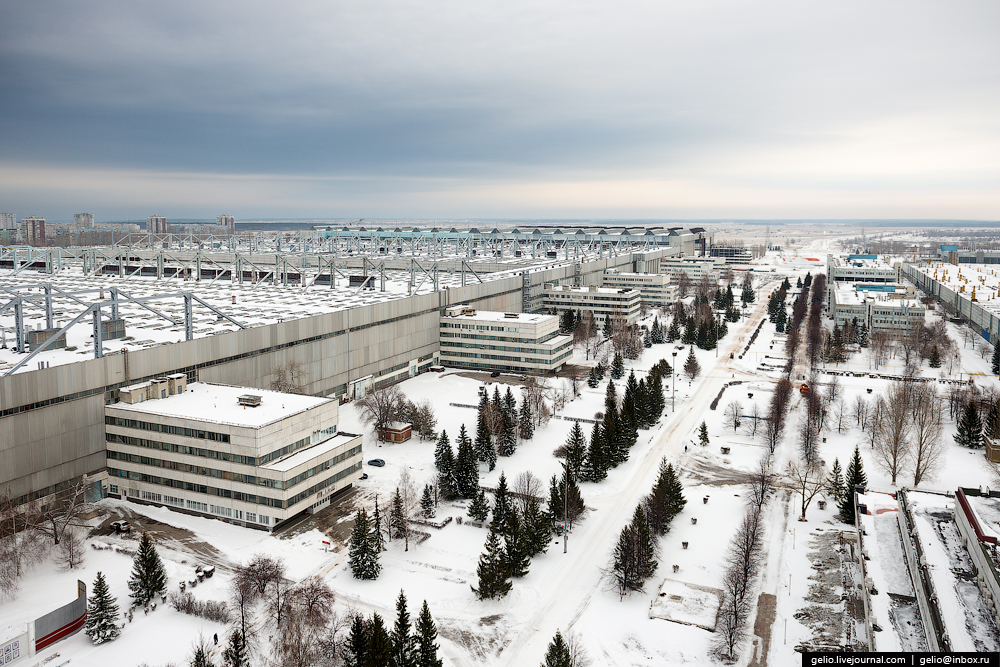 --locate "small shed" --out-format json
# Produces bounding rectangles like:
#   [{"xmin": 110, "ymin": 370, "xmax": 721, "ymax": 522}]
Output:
[{"xmin": 378, "ymin": 422, "xmax": 412, "ymax": 443}]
